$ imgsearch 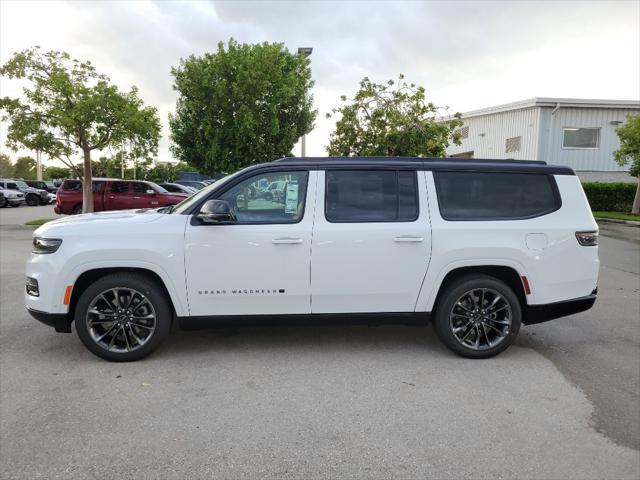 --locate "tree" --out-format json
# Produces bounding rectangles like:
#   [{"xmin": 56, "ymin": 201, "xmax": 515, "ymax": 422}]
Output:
[
  {"xmin": 326, "ymin": 75, "xmax": 463, "ymax": 157},
  {"xmin": 170, "ymin": 39, "xmax": 316, "ymax": 174},
  {"xmin": 13, "ymin": 155, "xmax": 36, "ymax": 179},
  {"xmin": 0, "ymin": 47, "xmax": 161, "ymax": 212},
  {"xmin": 0, "ymin": 153, "xmax": 14, "ymax": 177},
  {"xmin": 43, "ymin": 165, "xmax": 71, "ymax": 180},
  {"xmin": 614, "ymin": 113, "xmax": 640, "ymax": 214}
]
